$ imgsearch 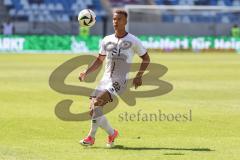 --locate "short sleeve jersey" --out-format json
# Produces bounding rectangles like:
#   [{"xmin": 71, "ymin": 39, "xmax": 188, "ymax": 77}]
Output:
[{"xmin": 99, "ymin": 33, "xmax": 146, "ymax": 82}]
